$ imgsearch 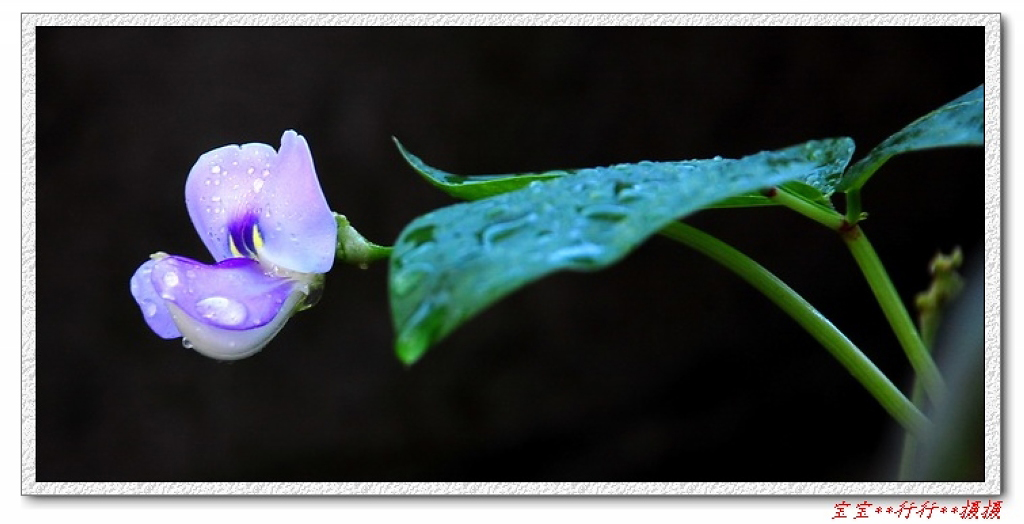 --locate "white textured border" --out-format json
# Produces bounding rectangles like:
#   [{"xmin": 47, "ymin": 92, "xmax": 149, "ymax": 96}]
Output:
[{"xmin": 21, "ymin": 12, "xmax": 1001, "ymax": 497}]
